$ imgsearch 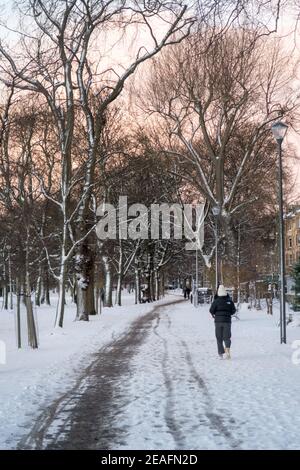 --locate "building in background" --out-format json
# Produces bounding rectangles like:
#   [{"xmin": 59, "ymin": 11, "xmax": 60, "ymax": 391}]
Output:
[{"xmin": 285, "ymin": 206, "xmax": 300, "ymax": 272}]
